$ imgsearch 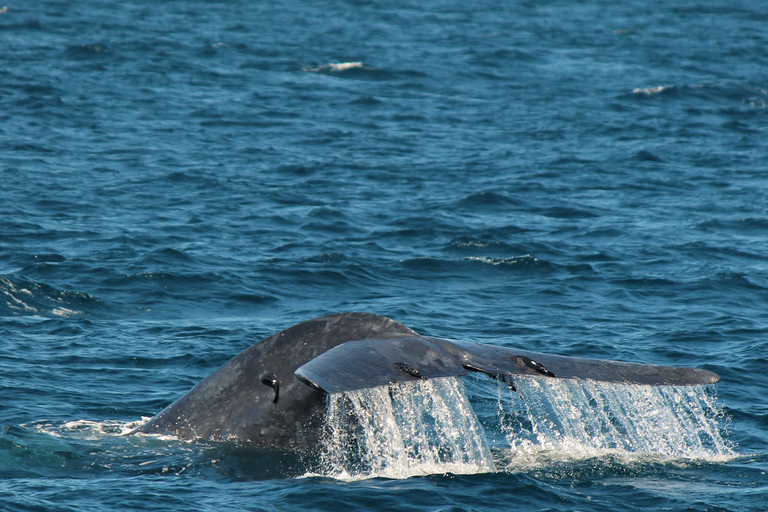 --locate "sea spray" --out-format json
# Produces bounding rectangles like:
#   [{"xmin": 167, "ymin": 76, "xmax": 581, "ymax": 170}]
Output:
[{"xmin": 319, "ymin": 377, "xmax": 495, "ymax": 479}]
